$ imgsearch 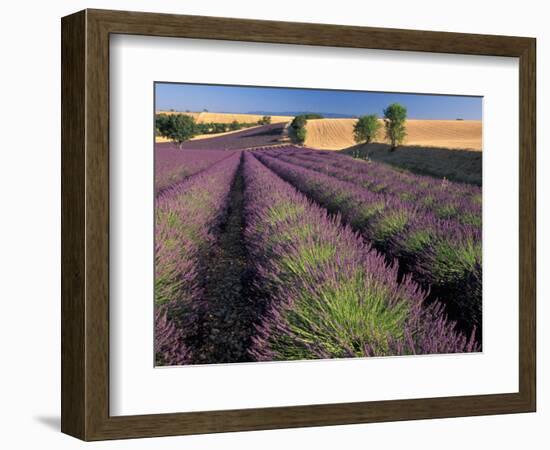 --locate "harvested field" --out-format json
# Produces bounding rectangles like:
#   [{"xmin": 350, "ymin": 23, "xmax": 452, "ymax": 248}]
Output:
[
  {"xmin": 155, "ymin": 135, "xmax": 171, "ymax": 143},
  {"xmin": 305, "ymin": 118, "xmax": 482, "ymax": 151},
  {"xmin": 157, "ymin": 111, "xmax": 293, "ymax": 124}
]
